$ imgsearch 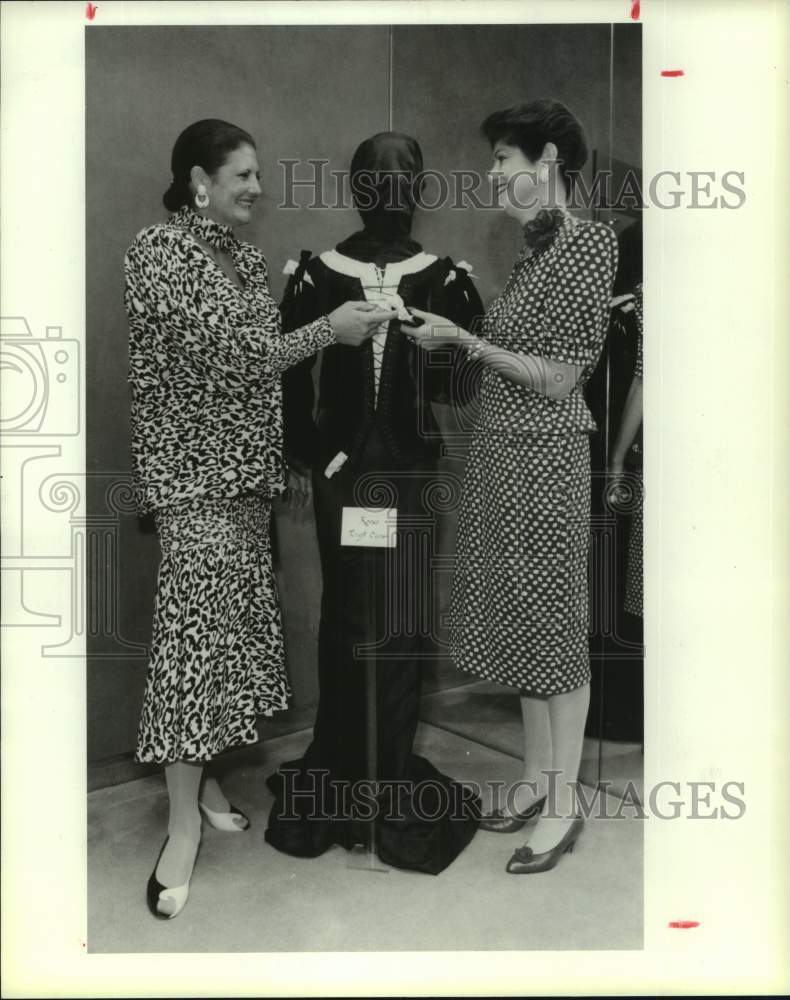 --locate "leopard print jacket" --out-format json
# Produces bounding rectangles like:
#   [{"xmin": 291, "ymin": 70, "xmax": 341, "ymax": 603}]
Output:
[{"xmin": 124, "ymin": 206, "xmax": 335, "ymax": 513}]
